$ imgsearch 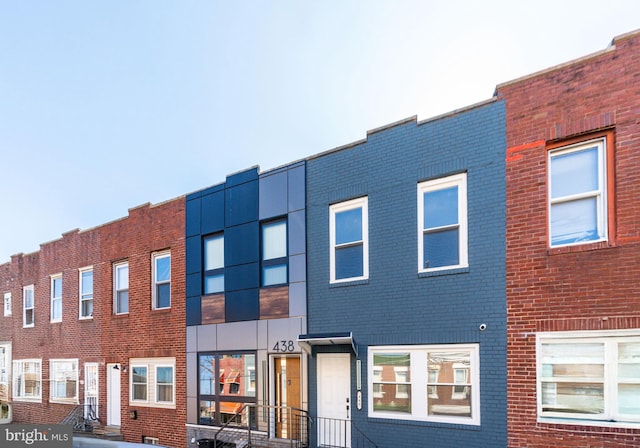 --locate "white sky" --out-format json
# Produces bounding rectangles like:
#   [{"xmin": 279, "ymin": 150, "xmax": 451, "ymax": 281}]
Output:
[{"xmin": 1, "ymin": 0, "xmax": 639, "ymax": 261}]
